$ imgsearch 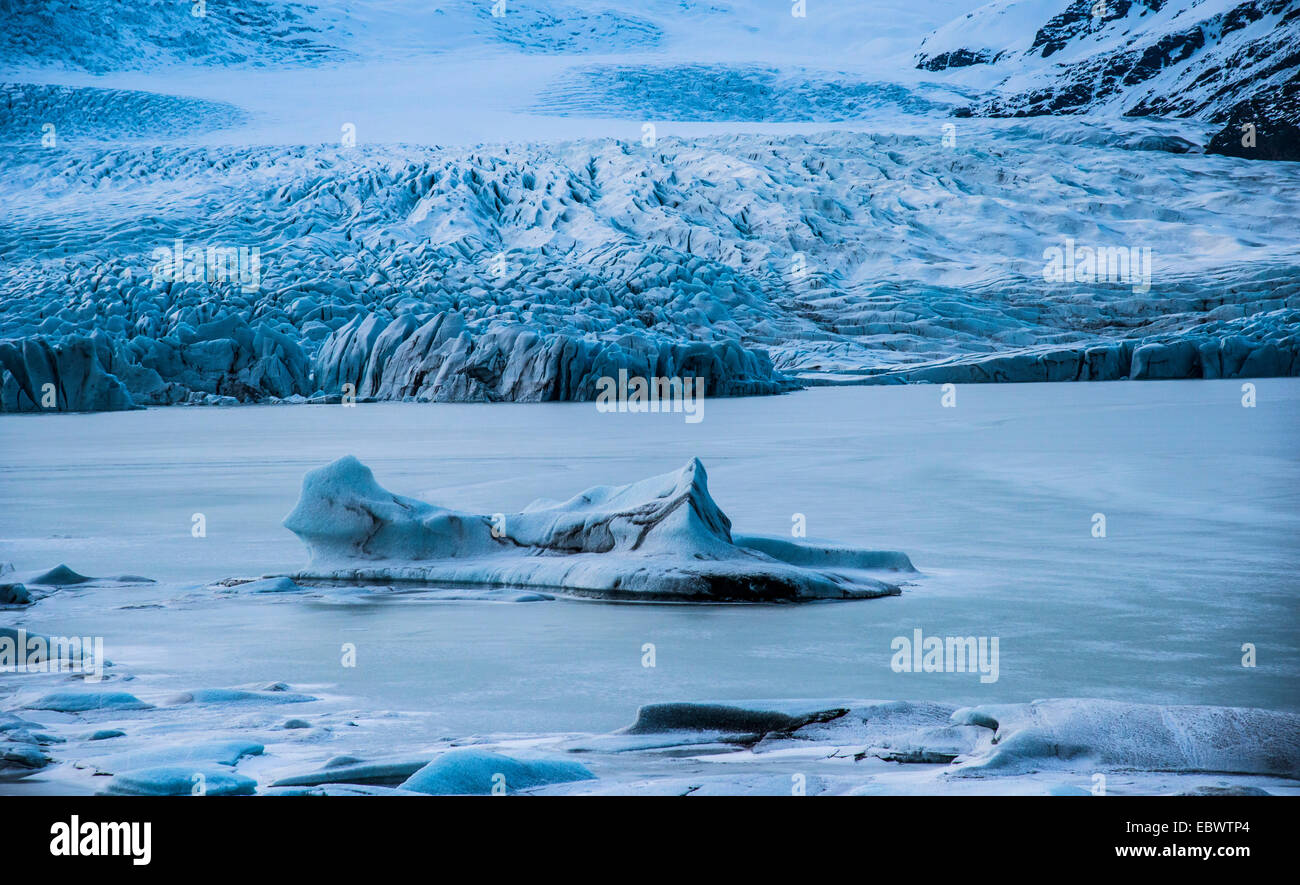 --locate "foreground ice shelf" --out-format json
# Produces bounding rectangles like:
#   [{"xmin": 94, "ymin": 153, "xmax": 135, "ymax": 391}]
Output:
[
  {"xmin": 7, "ymin": 690, "xmax": 1297, "ymax": 795},
  {"xmin": 282, "ymin": 456, "xmax": 913, "ymax": 602}
]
